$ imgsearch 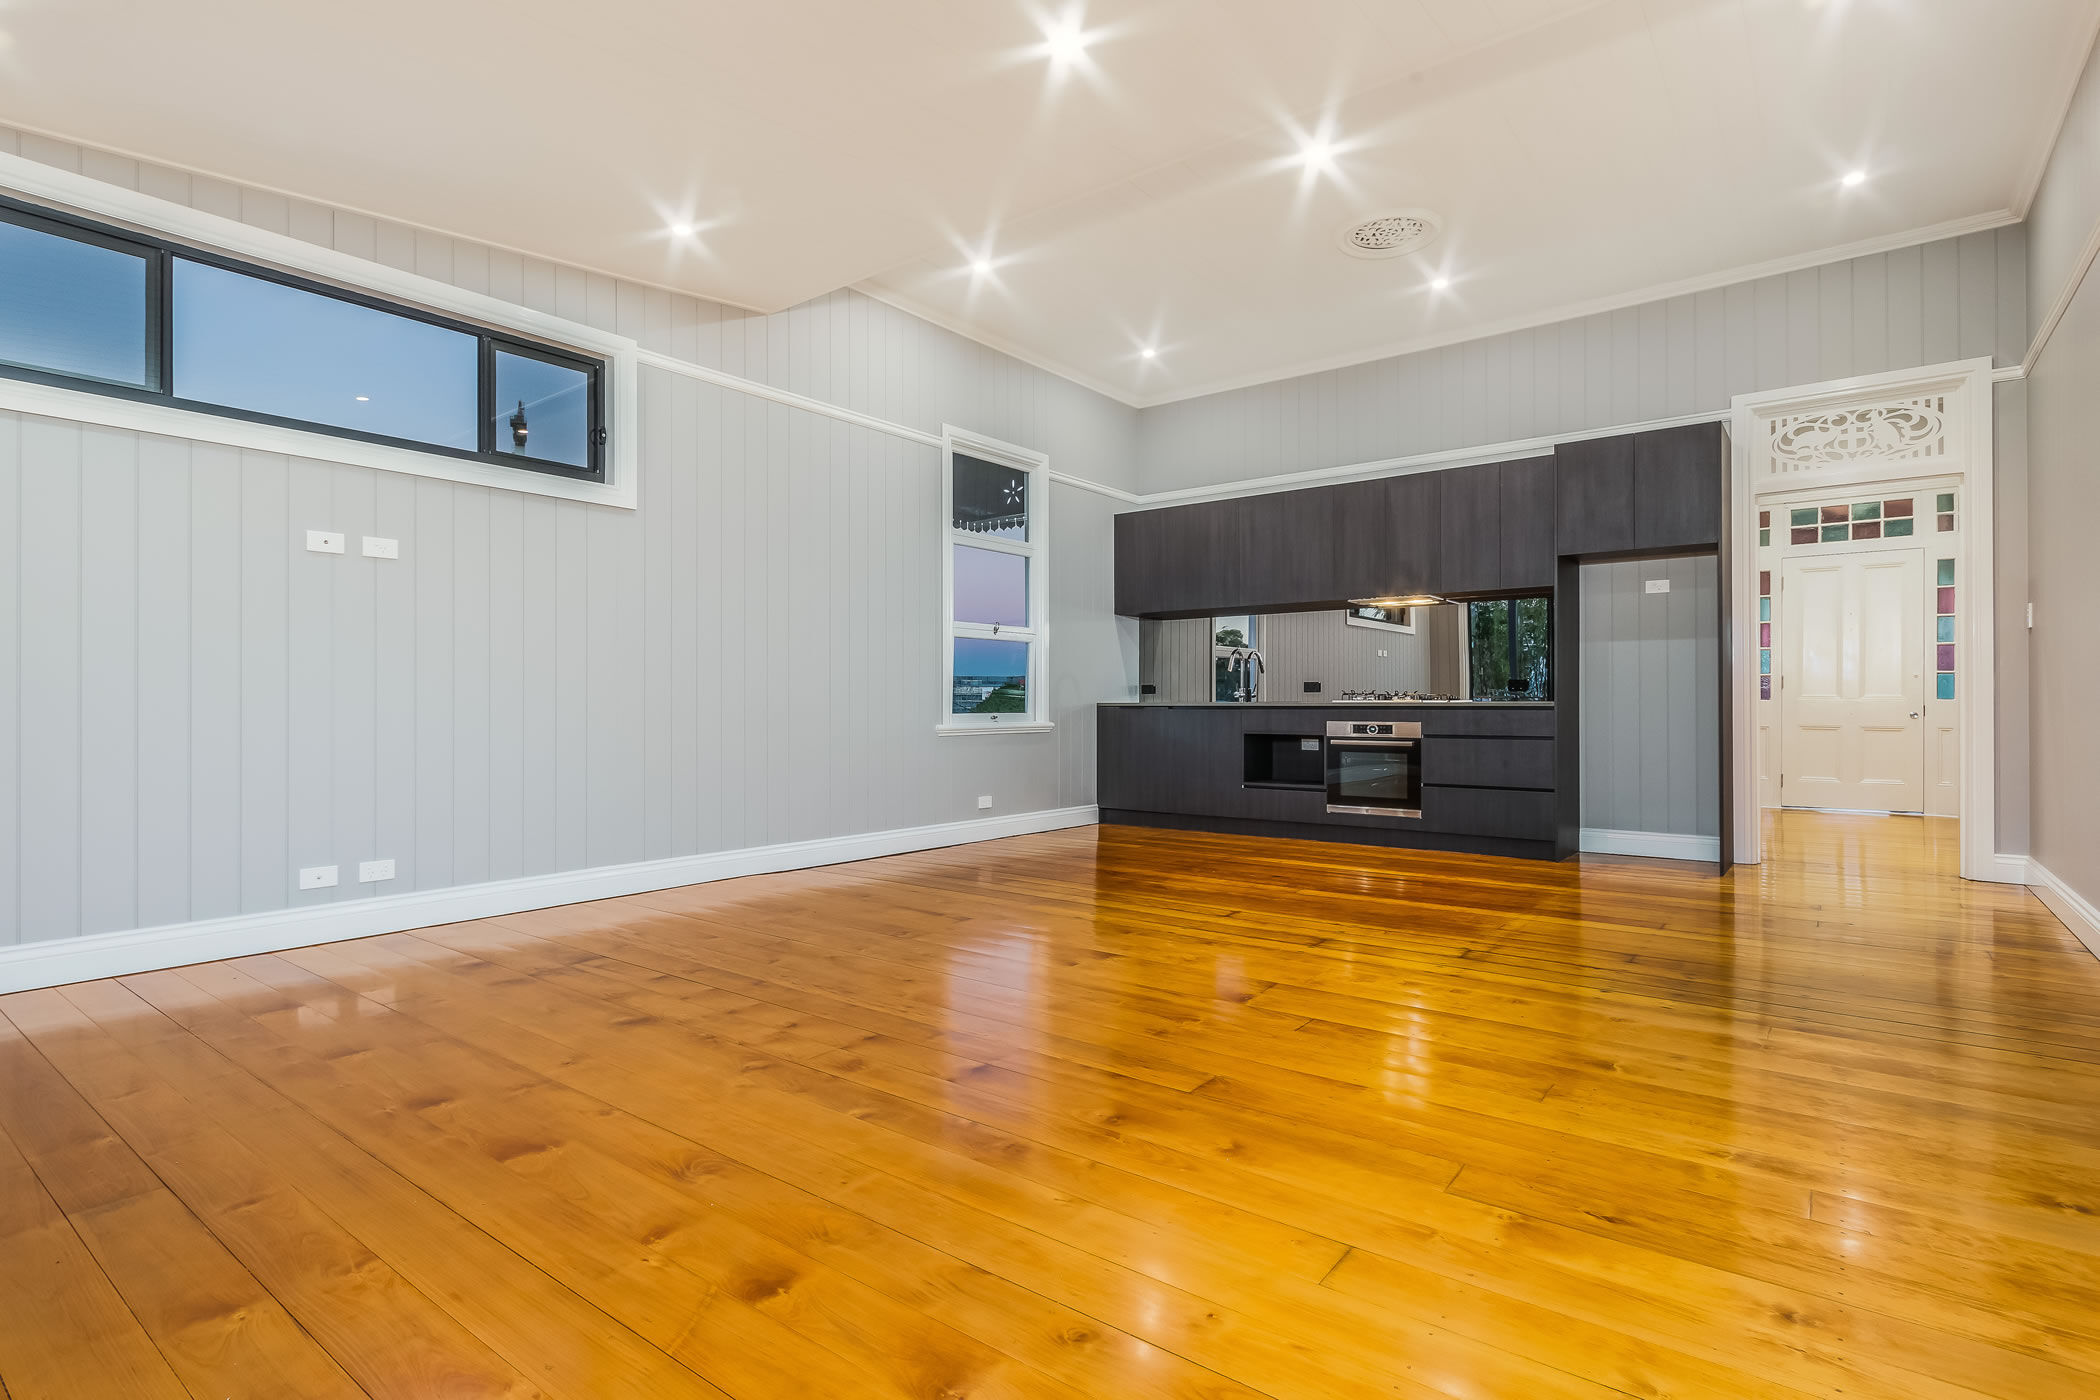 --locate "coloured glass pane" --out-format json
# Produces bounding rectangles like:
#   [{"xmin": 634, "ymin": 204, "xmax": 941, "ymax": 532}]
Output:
[
  {"xmin": 1885, "ymin": 498, "xmax": 1913, "ymax": 517},
  {"xmin": 1821, "ymin": 504, "xmax": 1848, "ymax": 523},
  {"xmin": 1759, "ymin": 571, "xmax": 1770, "ymax": 594},
  {"xmin": 1937, "ymin": 493, "xmax": 1954, "ymax": 512},
  {"xmin": 1791, "ymin": 507, "xmax": 1817, "ymax": 527},
  {"xmin": 1760, "ymin": 597, "xmax": 1771, "ymax": 621},
  {"xmin": 1938, "ymin": 514, "xmax": 1955, "ymax": 532},
  {"xmin": 1759, "ymin": 510, "xmax": 1770, "ymax": 528},
  {"xmin": 1937, "ymin": 672, "xmax": 1956, "ymax": 700},
  {"xmin": 1937, "ymin": 559, "xmax": 1954, "ymax": 586},
  {"xmin": 1938, "ymin": 586, "xmax": 1955, "ymax": 613},
  {"xmin": 1851, "ymin": 501, "xmax": 1880, "ymax": 520},
  {"xmin": 1759, "ymin": 528, "xmax": 1770, "ymax": 546},
  {"xmin": 1937, "ymin": 616, "xmax": 1955, "ymax": 642},
  {"xmin": 1853, "ymin": 521, "xmax": 1881, "ymax": 540},
  {"xmin": 1760, "ymin": 675, "xmax": 1771, "ymax": 700},
  {"xmin": 1792, "ymin": 527, "xmax": 1817, "ymax": 545},
  {"xmin": 1760, "ymin": 622, "xmax": 1771, "ymax": 646},
  {"xmin": 1937, "ymin": 644, "xmax": 1955, "ymax": 672},
  {"xmin": 1760, "ymin": 650, "xmax": 1771, "ymax": 675},
  {"xmin": 1821, "ymin": 523, "xmax": 1848, "ymax": 542},
  {"xmin": 1885, "ymin": 517, "xmax": 1913, "ymax": 536}
]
